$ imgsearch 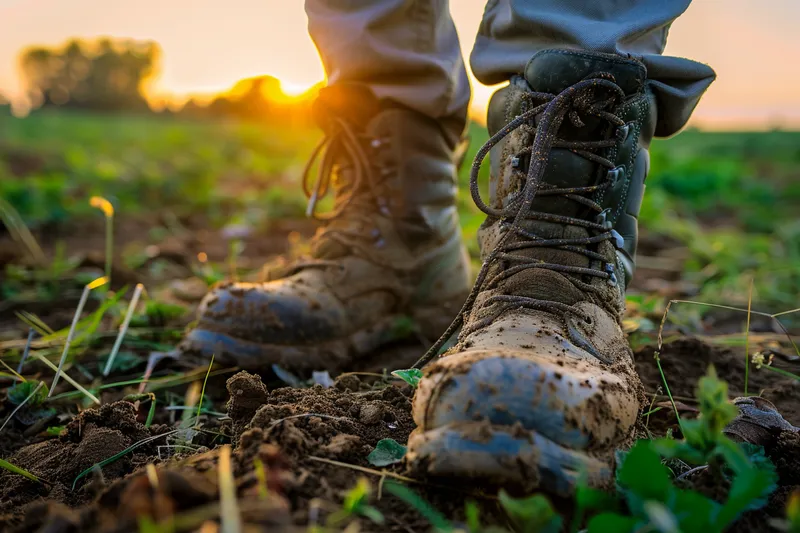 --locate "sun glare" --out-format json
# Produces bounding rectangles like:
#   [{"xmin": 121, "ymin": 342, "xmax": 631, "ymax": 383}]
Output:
[{"xmin": 279, "ymin": 80, "xmax": 316, "ymax": 97}]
